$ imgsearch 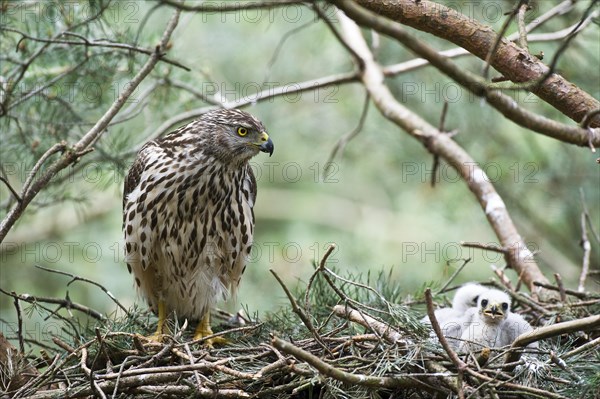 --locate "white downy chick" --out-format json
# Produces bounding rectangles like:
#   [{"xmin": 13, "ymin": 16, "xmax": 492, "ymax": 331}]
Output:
[
  {"xmin": 422, "ymin": 283, "xmax": 489, "ymax": 348},
  {"xmin": 459, "ymin": 288, "xmax": 537, "ymax": 353}
]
